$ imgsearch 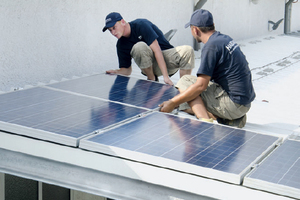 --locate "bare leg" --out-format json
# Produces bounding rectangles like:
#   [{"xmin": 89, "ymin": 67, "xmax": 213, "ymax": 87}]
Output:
[
  {"xmin": 182, "ymin": 108, "xmax": 194, "ymax": 115},
  {"xmin": 178, "ymin": 88, "xmax": 210, "ymax": 119},
  {"xmin": 188, "ymin": 96, "xmax": 210, "ymax": 119},
  {"xmin": 208, "ymin": 112, "xmax": 218, "ymax": 120},
  {"xmin": 182, "ymin": 103, "xmax": 217, "ymax": 120},
  {"xmin": 179, "ymin": 69, "xmax": 192, "ymax": 77},
  {"xmin": 141, "ymin": 66, "xmax": 156, "ymax": 81}
]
